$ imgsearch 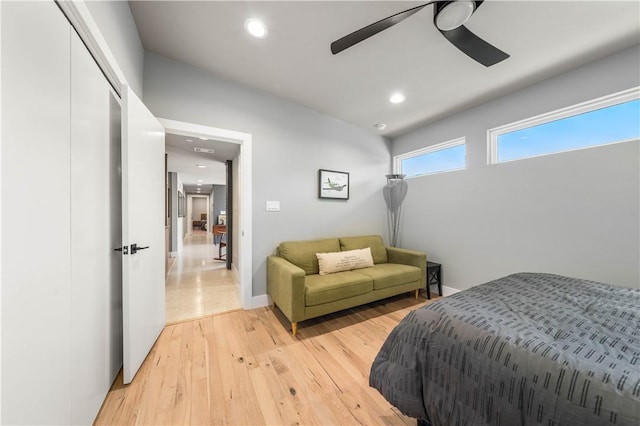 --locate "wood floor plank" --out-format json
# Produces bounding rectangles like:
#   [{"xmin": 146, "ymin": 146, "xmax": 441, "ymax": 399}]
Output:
[
  {"xmin": 95, "ymin": 294, "xmax": 439, "ymax": 425},
  {"xmin": 203, "ymin": 316, "xmax": 227, "ymax": 424},
  {"xmin": 243, "ymin": 310, "xmax": 306, "ymax": 425}
]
